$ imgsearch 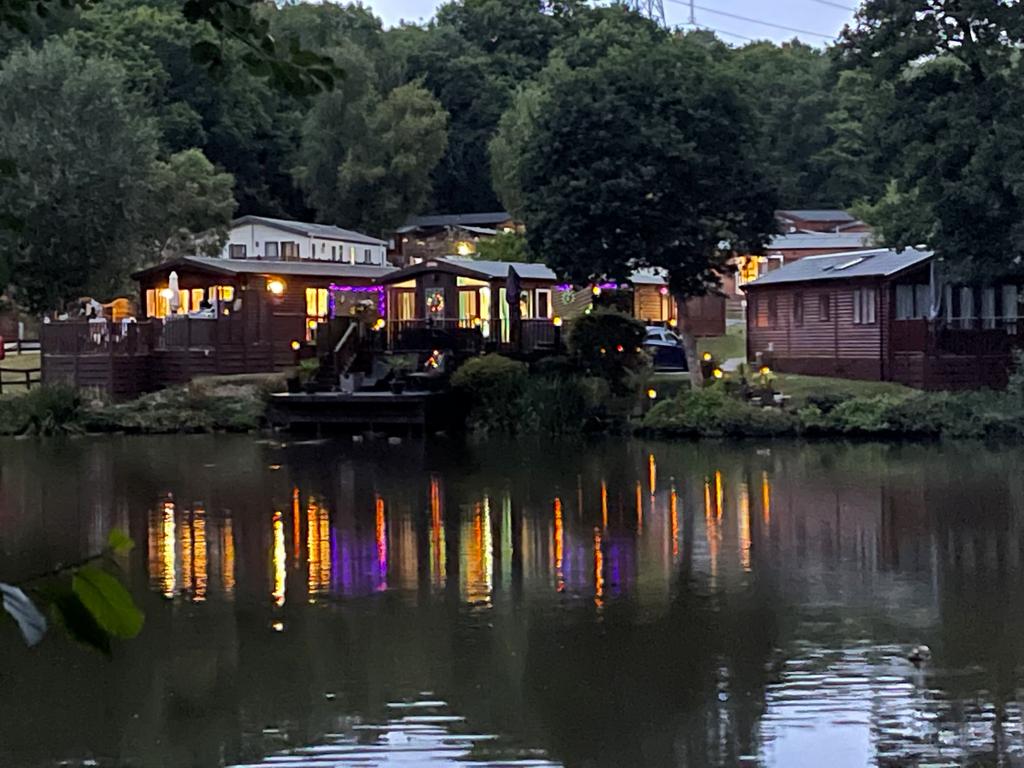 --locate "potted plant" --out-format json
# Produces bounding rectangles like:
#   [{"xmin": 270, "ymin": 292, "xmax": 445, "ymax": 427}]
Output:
[{"xmin": 388, "ymin": 354, "xmax": 416, "ymax": 394}]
